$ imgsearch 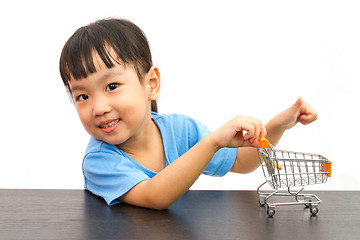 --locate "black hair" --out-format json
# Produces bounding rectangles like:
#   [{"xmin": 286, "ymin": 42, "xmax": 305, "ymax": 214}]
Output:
[{"xmin": 59, "ymin": 18, "xmax": 157, "ymax": 112}]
